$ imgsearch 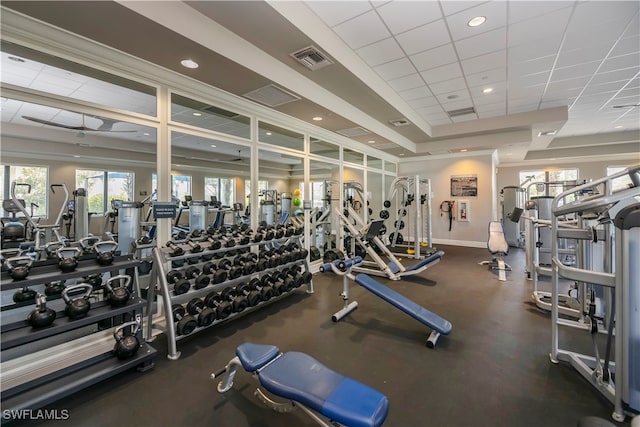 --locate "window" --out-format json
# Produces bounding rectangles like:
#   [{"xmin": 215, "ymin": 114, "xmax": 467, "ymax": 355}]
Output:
[
  {"xmin": 607, "ymin": 166, "xmax": 633, "ymax": 192},
  {"xmin": 244, "ymin": 179, "xmax": 269, "ymax": 205},
  {"xmin": 152, "ymin": 174, "xmax": 192, "ymax": 202},
  {"xmin": 311, "ymin": 181, "xmax": 324, "ymax": 209},
  {"xmin": 76, "ymin": 170, "xmax": 134, "ymax": 214},
  {"xmin": 520, "ymin": 169, "xmax": 578, "ymax": 199},
  {"xmin": 205, "ymin": 177, "xmax": 235, "ymax": 206},
  {"xmin": 1, "ymin": 164, "xmax": 48, "ymax": 217}
]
